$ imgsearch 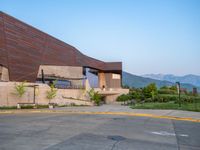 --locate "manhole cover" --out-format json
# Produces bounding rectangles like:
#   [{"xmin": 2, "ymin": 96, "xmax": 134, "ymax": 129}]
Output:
[{"xmin": 107, "ymin": 135, "xmax": 126, "ymax": 141}]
